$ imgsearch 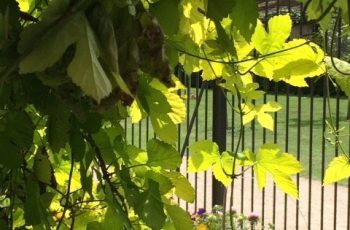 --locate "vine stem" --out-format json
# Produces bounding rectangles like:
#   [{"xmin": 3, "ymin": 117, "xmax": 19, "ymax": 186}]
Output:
[
  {"xmin": 202, "ymin": 48, "xmax": 248, "ymax": 230},
  {"xmin": 167, "ymin": 40, "xmax": 309, "ymax": 65},
  {"xmin": 56, "ymin": 155, "xmax": 74, "ymax": 230},
  {"xmin": 325, "ymin": 75, "xmax": 350, "ymax": 160},
  {"xmin": 84, "ymin": 133, "xmax": 132, "ymax": 228}
]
